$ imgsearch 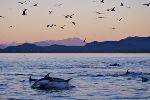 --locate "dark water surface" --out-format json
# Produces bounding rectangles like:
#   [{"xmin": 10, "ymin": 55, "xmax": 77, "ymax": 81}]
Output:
[{"xmin": 0, "ymin": 53, "xmax": 150, "ymax": 100}]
